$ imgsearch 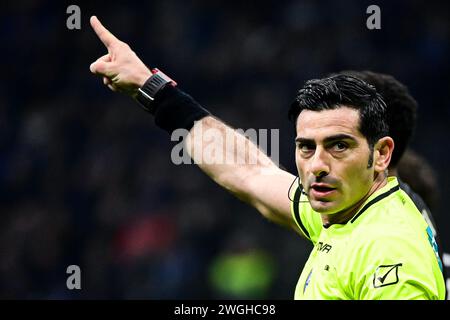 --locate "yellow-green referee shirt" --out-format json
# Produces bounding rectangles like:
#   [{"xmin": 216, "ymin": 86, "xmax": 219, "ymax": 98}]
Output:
[{"xmin": 291, "ymin": 177, "xmax": 445, "ymax": 300}]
